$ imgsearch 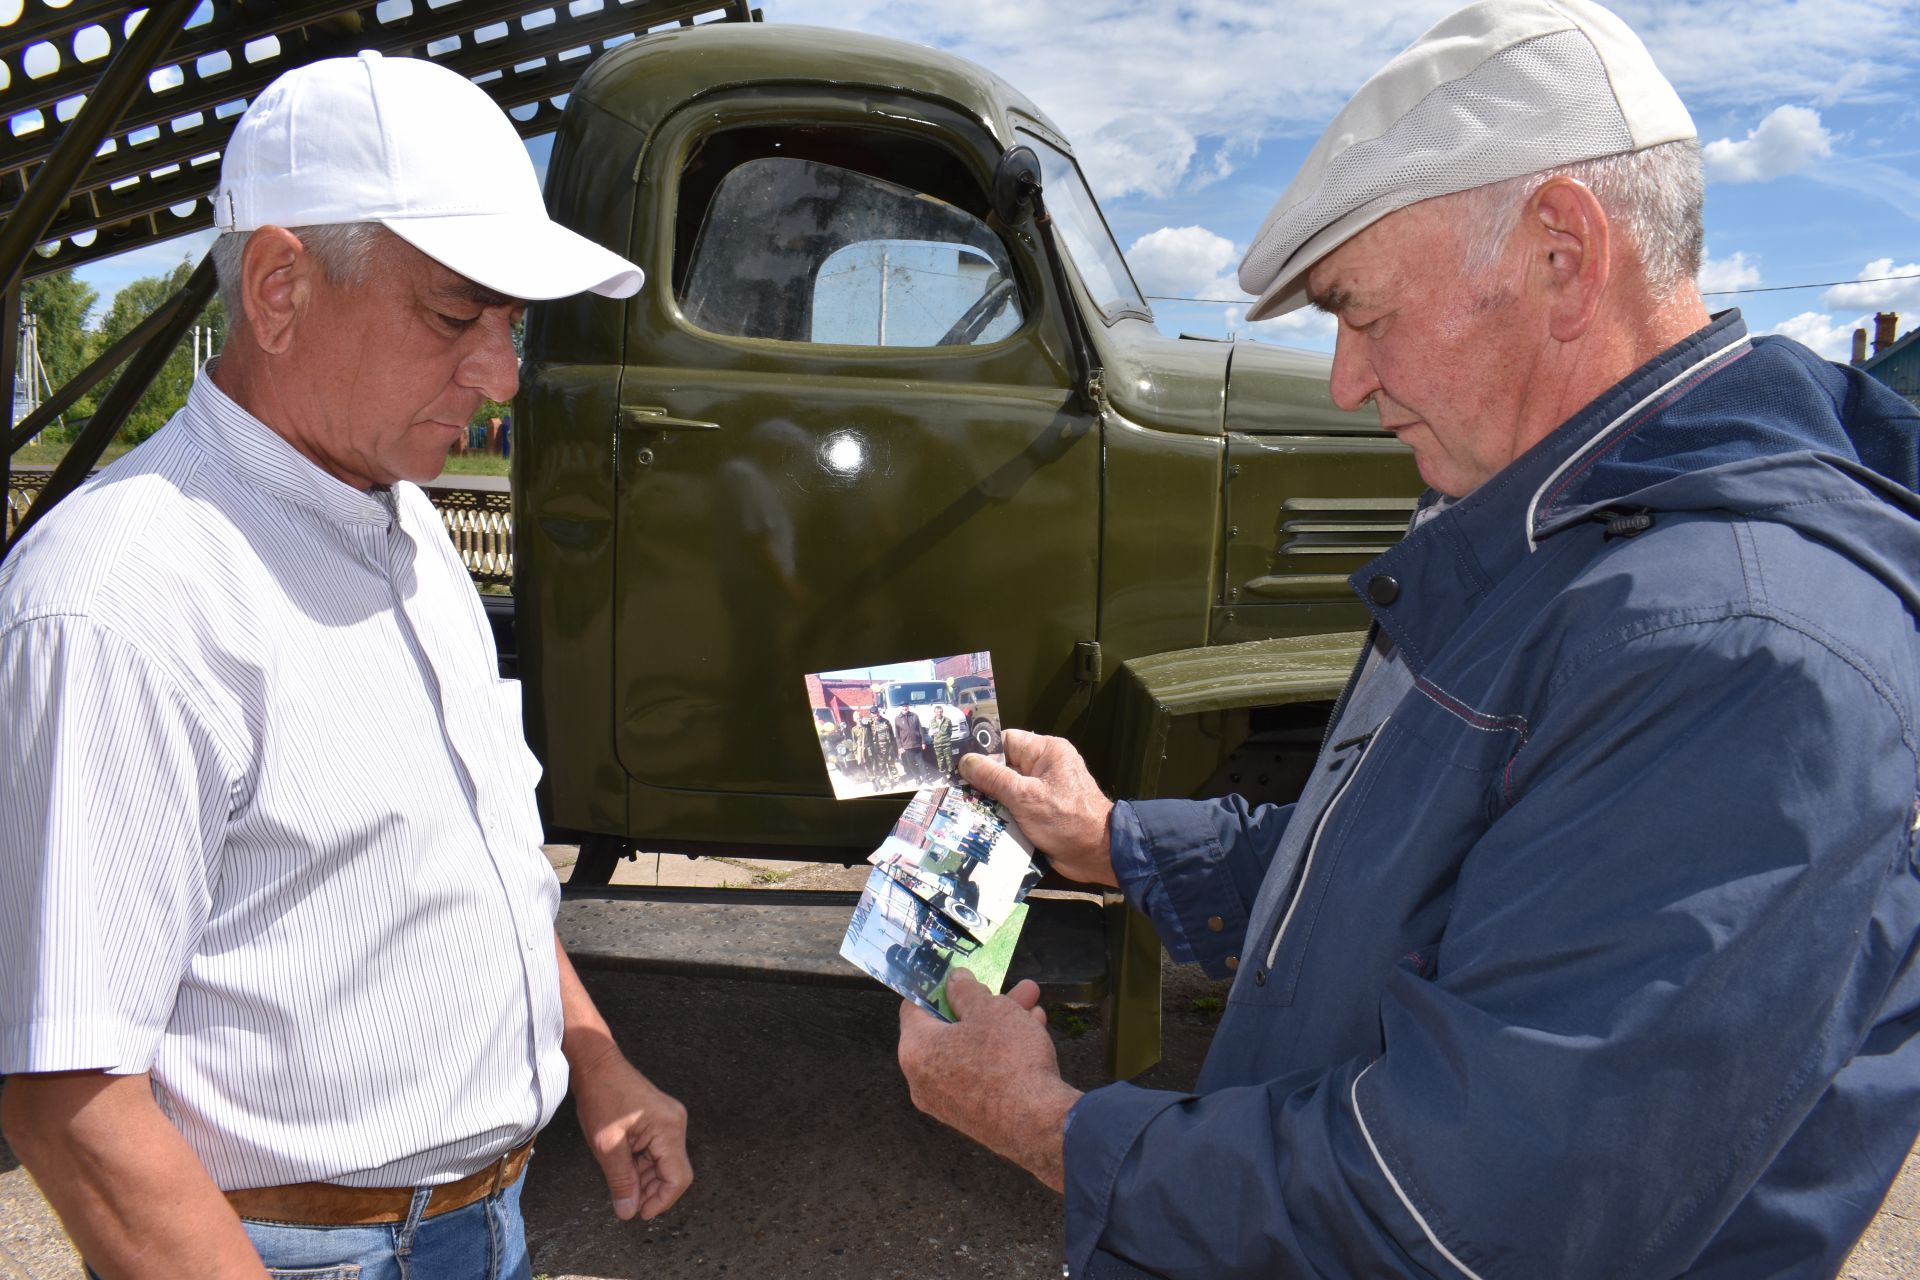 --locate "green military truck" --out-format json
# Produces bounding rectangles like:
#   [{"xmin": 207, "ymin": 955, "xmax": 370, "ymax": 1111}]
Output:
[{"xmin": 510, "ymin": 21, "xmax": 1422, "ymax": 1068}]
